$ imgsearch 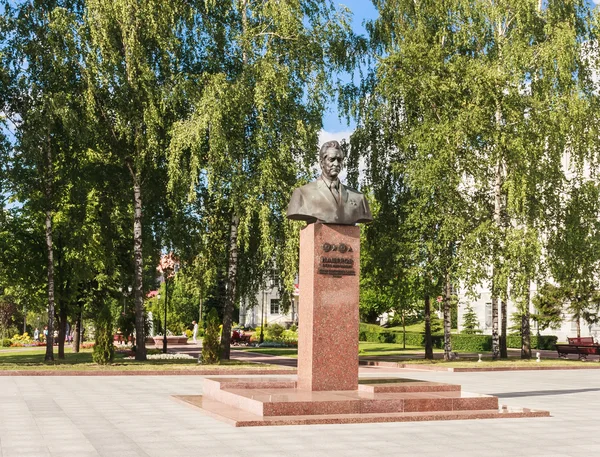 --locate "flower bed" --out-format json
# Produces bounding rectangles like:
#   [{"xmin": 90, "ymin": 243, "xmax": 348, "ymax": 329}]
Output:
[{"xmin": 125, "ymin": 353, "xmax": 193, "ymax": 360}]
